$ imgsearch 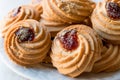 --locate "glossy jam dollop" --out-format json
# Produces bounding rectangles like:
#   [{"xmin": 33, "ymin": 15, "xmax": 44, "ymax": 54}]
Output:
[
  {"xmin": 106, "ymin": 2, "xmax": 120, "ymax": 19},
  {"xmin": 15, "ymin": 27, "xmax": 35, "ymax": 42},
  {"xmin": 58, "ymin": 29, "xmax": 79, "ymax": 51}
]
